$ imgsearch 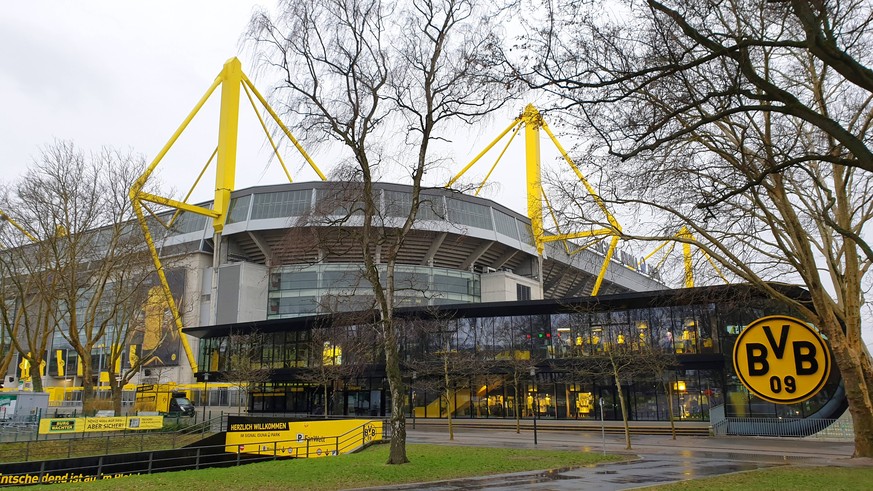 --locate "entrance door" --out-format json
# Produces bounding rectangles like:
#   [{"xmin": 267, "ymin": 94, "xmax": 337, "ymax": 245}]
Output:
[
  {"xmin": 598, "ymin": 387, "xmax": 618, "ymax": 420},
  {"xmin": 598, "ymin": 386, "xmax": 633, "ymax": 421},
  {"xmin": 347, "ymin": 391, "xmax": 370, "ymax": 416}
]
